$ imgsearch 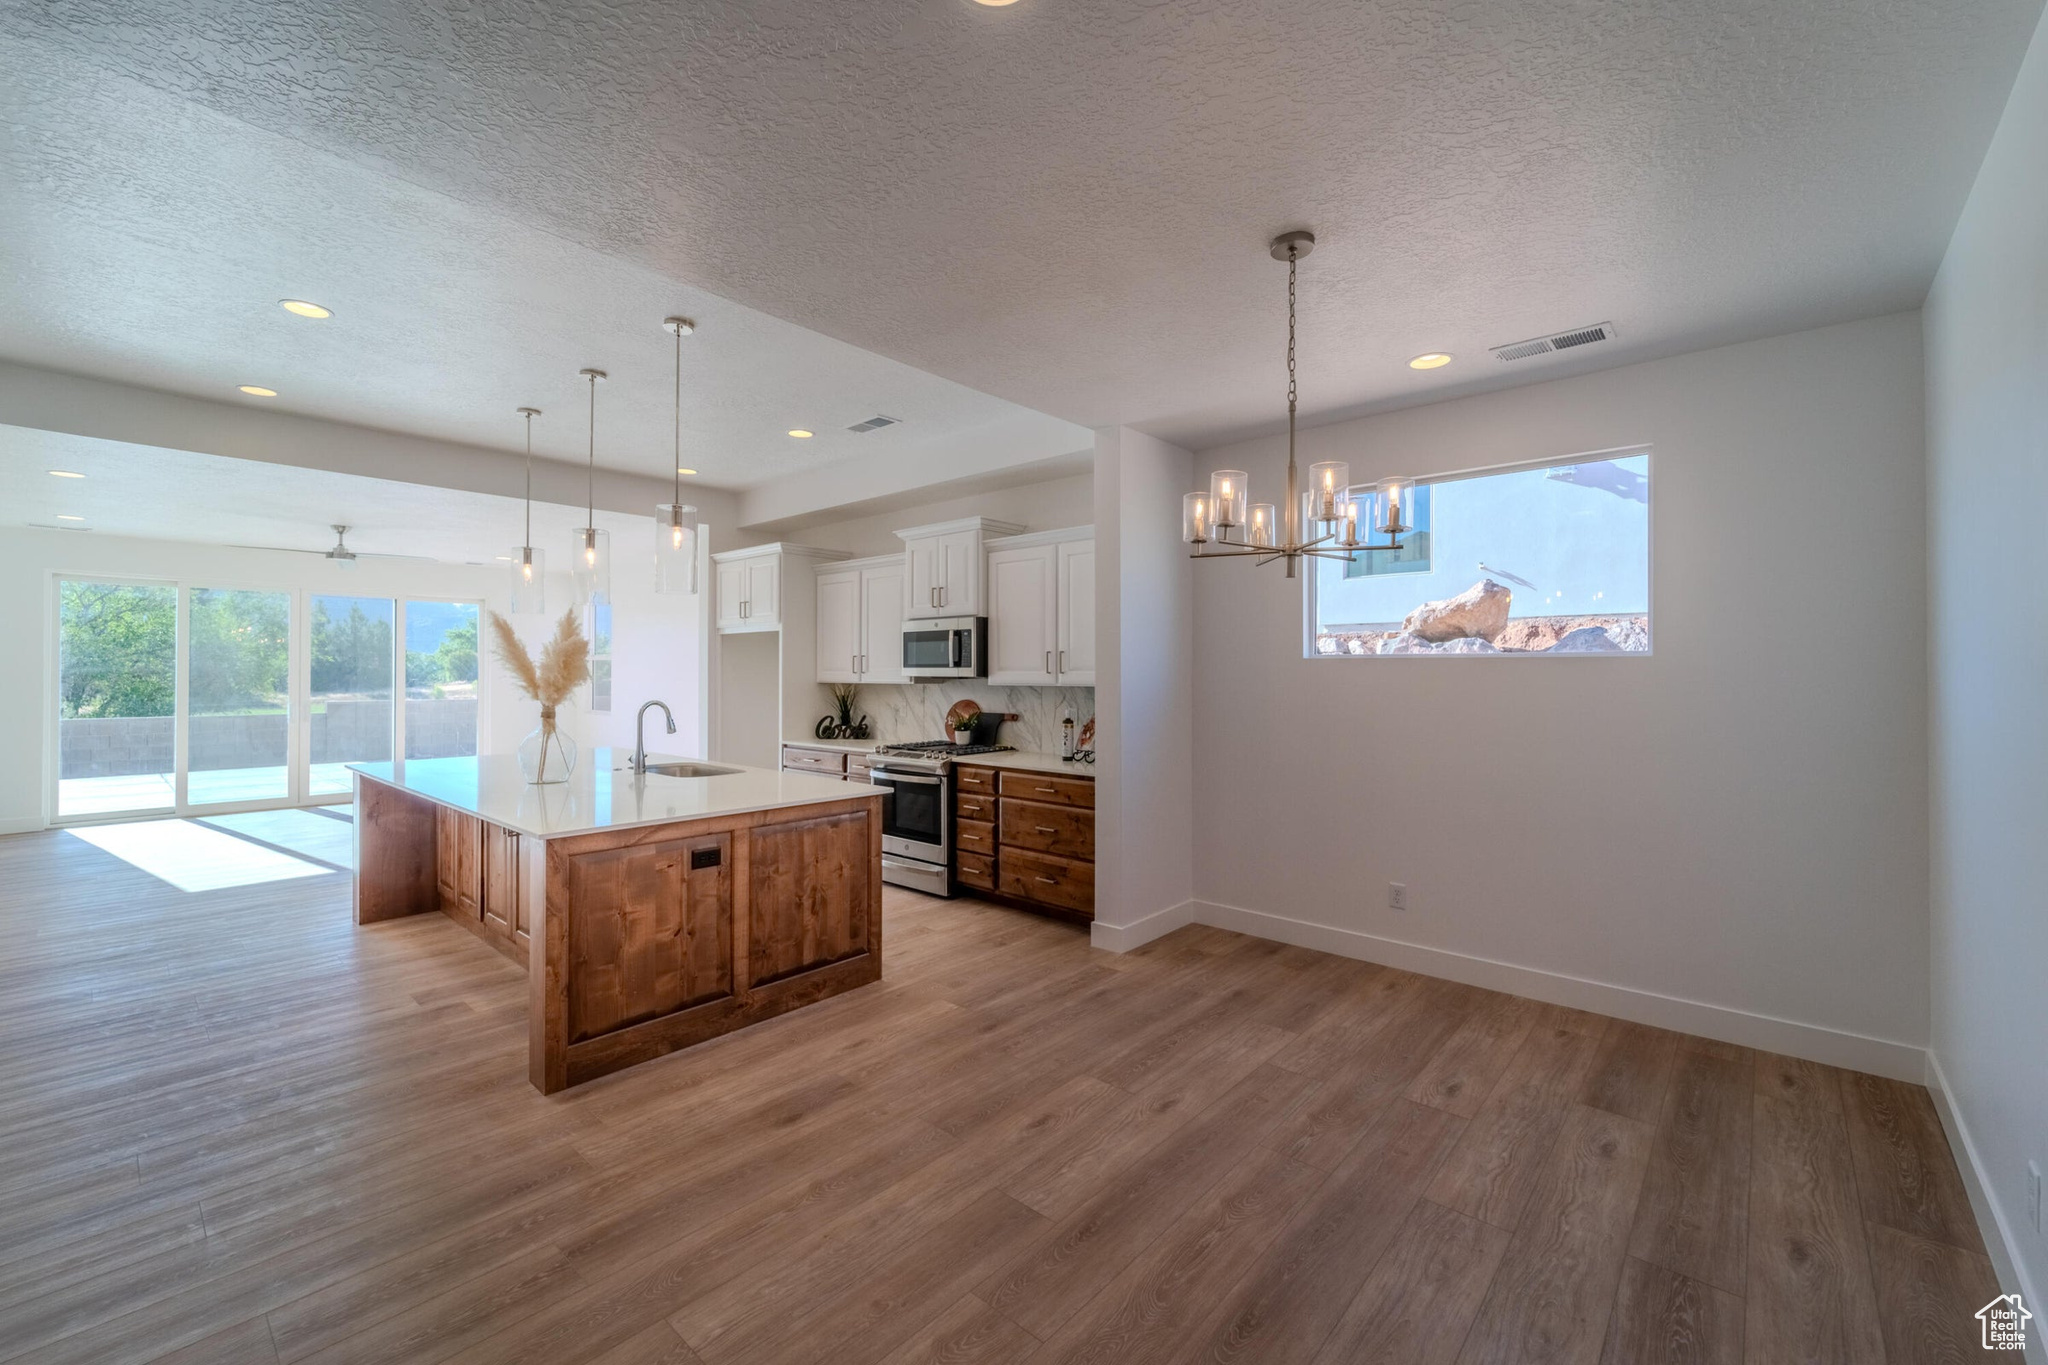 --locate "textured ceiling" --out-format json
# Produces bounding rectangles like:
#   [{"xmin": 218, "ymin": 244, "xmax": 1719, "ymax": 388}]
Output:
[
  {"xmin": 0, "ymin": 37, "xmax": 1089, "ymax": 489},
  {"xmin": 0, "ymin": 0, "xmax": 2040, "ymax": 455},
  {"xmin": 0, "ymin": 427, "xmax": 644, "ymax": 566}
]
